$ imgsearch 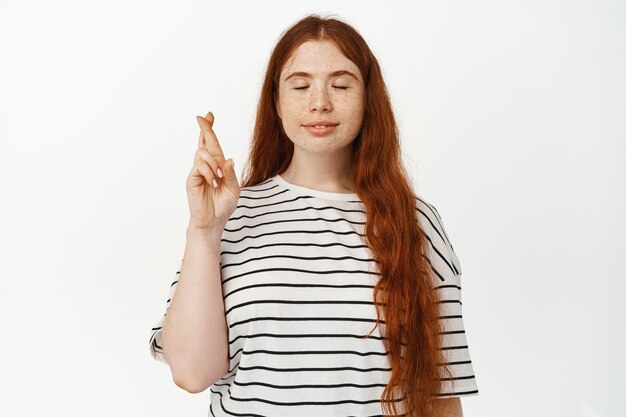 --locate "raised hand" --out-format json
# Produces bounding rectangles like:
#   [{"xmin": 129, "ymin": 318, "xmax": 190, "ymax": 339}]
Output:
[{"xmin": 185, "ymin": 111, "xmax": 240, "ymax": 231}]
